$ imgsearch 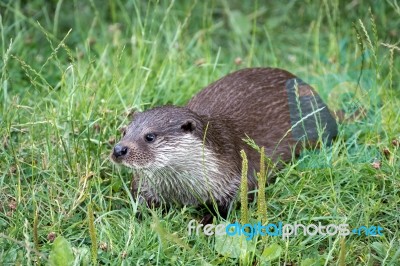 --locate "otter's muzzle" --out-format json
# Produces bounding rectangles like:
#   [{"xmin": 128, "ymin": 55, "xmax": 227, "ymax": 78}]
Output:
[{"xmin": 113, "ymin": 144, "xmax": 128, "ymax": 159}]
